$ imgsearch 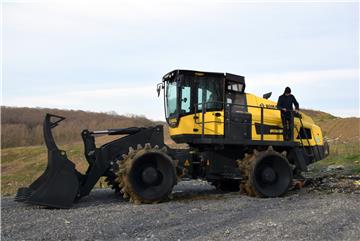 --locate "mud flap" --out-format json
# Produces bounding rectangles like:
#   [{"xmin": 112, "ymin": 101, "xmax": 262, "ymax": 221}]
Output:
[{"xmin": 14, "ymin": 114, "xmax": 81, "ymax": 208}]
